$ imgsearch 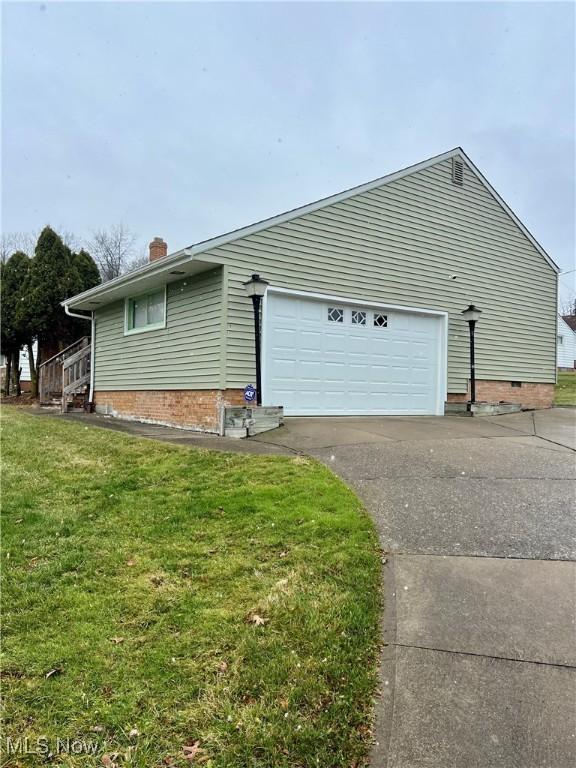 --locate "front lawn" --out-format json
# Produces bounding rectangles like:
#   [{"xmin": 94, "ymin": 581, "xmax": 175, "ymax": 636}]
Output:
[
  {"xmin": 1, "ymin": 409, "xmax": 380, "ymax": 767},
  {"xmin": 555, "ymin": 371, "xmax": 576, "ymax": 405}
]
